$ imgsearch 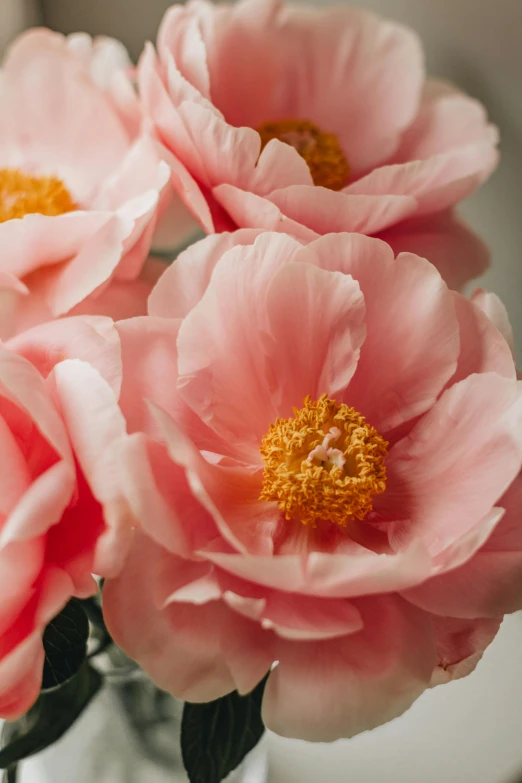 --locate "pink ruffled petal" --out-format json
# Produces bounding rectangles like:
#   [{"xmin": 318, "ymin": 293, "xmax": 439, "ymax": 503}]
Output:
[
  {"xmin": 301, "ymin": 235, "xmax": 460, "ymax": 433},
  {"xmin": 156, "ymin": 548, "xmax": 364, "ymax": 641},
  {"xmin": 103, "ymin": 534, "xmax": 238, "ymax": 703},
  {"xmin": 93, "ymin": 135, "xmax": 170, "ymax": 279},
  {"xmin": 380, "ymin": 373, "xmax": 522, "ymax": 554},
  {"xmin": 403, "ymin": 476, "xmax": 522, "ymax": 619},
  {"xmin": 7, "ymin": 315, "xmax": 122, "ymax": 396},
  {"xmin": 149, "ymin": 229, "xmax": 263, "ymax": 319},
  {"xmin": 346, "ymin": 142, "xmax": 499, "ymax": 217},
  {"xmin": 471, "ymin": 288, "xmax": 515, "ymax": 357},
  {"xmin": 430, "ymin": 616, "xmax": 501, "ymax": 687},
  {"xmin": 0, "ymin": 345, "xmax": 71, "ymax": 461},
  {"xmin": 0, "ymin": 211, "xmax": 124, "ymax": 280},
  {"xmin": 158, "ymin": 5, "xmax": 211, "ymax": 99},
  {"xmin": 70, "ymin": 261, "xmax": 164, "ymax": 323},
  {"xmin": 213, "ymin": 184, "xmax": 318, "ymax": 240},
  {"xmin": 53, "ymin": 360, "xmax": 127, "ymax": 504},
  {"xmin": 176, "ymin": 234, "xmax": 303, "ymax": 453},
  {"xmin": 34, "ymin": 214, "xmax": 133, "ymax": 316},
  {"xmin": 202, "ymin": 537, "xmax": 431, "ymax": 599},
  {"xmin": 2, "ymin": 29, "xmax": 130, "ymax": 202},
  {"xmin": 176, "ymin": 236, "xmax": 365, "ymax": 452},
  {"xmin": 263, "ymin": 260, "xmax": 366, "ymax": 409},
  {"xmin": 0, "ymin": 414, "xmax": 31, "ymax": 515},
  {"xmin": 262, "ymin": 596, "xmax": 435, "ymax": 741},
  {"xmin": 116, "ymin": 316, "xmax": 230, "ymax": 457},
  {"xmin": 151, "ymin": 404, "xmax": 278, "ymax": 555},
  {"xmin": 0, "ymin": 461, "xmax": 75, "ymax": 545},
  {"xmin": 267, "ymin": 186, "xmax": 417, "ymax": 236},
  {"xmin": 449, "ymin": 293, "xmax": 516, "ymax": 385},
  {"xmin": 66, "ymin": 33, "xmax": 140, "ymax": 138},
  {"xmin": 250, "ymin": 140, "xmax": 313, "ymax": 194},
  {"xmin": 256, "ymin": 593, "xmax": 363, "ymax": 641},
  {"xmin": 118, "ymin": 433, "xmax": 217, "ymax": 557},
  {"xmin": 157, "ymin": 142, "xmax": 215, "ymax": 233},
  {"xmin": 0, "ymin": 633, "xmax": 44, "ymax": 720},
  {"xmin": 379, "ymin": 210, "xmax": 491, "ymax": 292},
  {"xmin": 394, "ymin": 79, "xmax": 498, "ymax": 163},
  {"xmin": 178, "ymin": 101, "xmax": 261, "ymax": 190}
]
